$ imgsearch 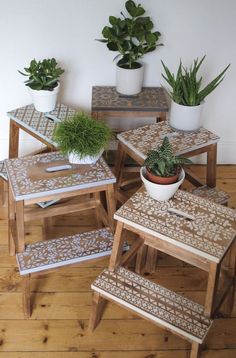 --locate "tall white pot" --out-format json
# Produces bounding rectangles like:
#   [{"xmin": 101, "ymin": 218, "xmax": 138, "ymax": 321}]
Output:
[
  {"xmin": 28, "ymin": 83, "xmax": 60, "ymax": 113},
  {"xmin": 116, "ymin": 63, "xmax": 144, "ymax": 96},
  {"xmin": 169, "ymin": 100, "xmax": 204, "ymax": 132}
]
